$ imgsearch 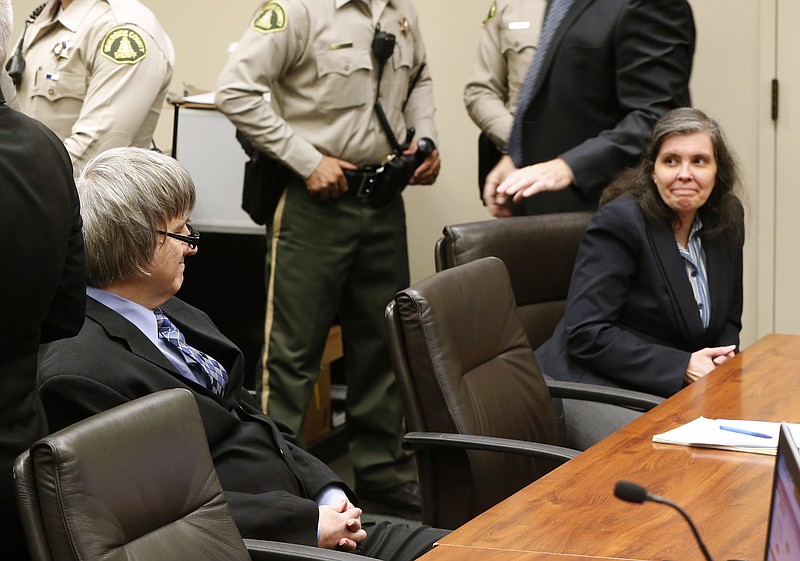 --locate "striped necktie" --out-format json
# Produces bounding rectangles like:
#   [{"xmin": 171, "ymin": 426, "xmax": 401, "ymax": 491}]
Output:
[
  {"xmin": 507, "ymin": 0, "xmax": 576, "ymax": 166},
  {"xmin": 154, "ymin": 308, "xmax": 228, "ymax": 395}
]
